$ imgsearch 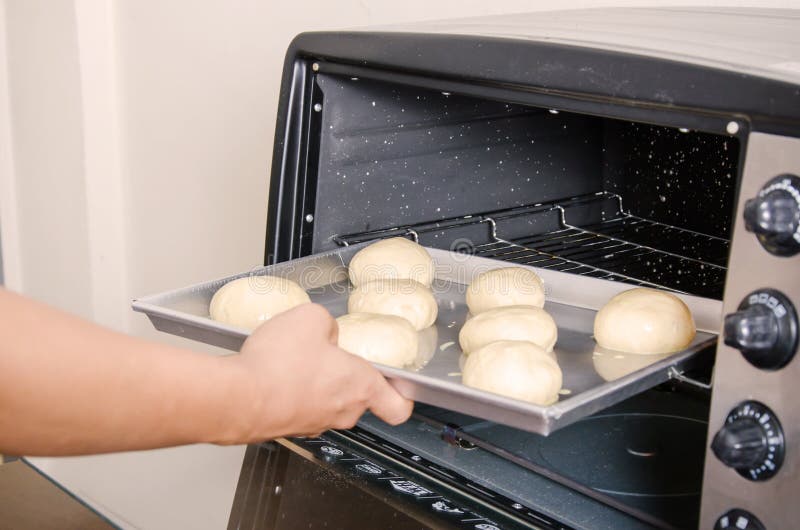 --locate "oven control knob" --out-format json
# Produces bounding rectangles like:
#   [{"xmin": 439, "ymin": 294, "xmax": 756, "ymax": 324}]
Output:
[
  {"xmin": 724, "ymin": 289, "xmax": 798, "ymax": 370},
  {"xmin": 711, "ymin": 401, "xmax": 784, "ymax": 481},
  {"xmin": 714, "ymin": 509, "xmax": 766, "ymax": 530},
  {"xmin": 743, "ymin": 174, "xmax": 800, "ymax": 256}
]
